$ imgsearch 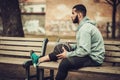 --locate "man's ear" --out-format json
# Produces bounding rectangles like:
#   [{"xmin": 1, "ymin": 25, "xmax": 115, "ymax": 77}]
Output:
[{"xmin": 78, "ymin": 12, "xmax": 83, "ymax": 19}]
